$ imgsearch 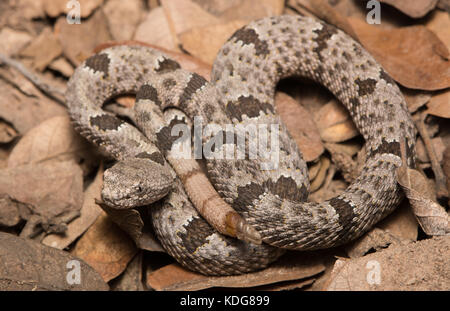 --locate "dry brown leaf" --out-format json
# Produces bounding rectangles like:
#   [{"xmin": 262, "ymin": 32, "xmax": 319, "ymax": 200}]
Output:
[
  {"xmin": 43, "ymin": 0, "xmax": 104, "ymax": 18},
  {"xmin": 349, "ymin": 17, "xmax": 450, "ymax": 90},
  {"xmin": 110, "ymin": 252, "xmax": 145, "ymax": 291},
  {"xmin": 134, "ymin": 7, "xmax": 180, "ymax": 52},
  {"xmin": 55, "ymin": 8, "xmax": 113, "ymax": 66},
  {"xmin": 194, "ymin": 0, "xmax": 284, "ymax": 21},
  {"xmin": 401, "ymin": 88, "xmax": 432, "ymax": 113},
  {"xmin": 426, "ymin": 90, "xmax": 450, "ymax": 118},
  {"xmin": 42, "ymin": 165, "xmax": 104, "ymax": 250},
  {"xmin": 7, "ymin": 115, "xmax": 95, "ymax": 172},
  {"xmin": 165, "ymin": 0, "xmax": 284, "ymax": 64},
  {"xmin": 275, "ymin": 92, "xmax": 324, "ymax": 162},
  {"xmin": 0, "ymin": 232, "xmax": 109, "ymax": 291},
  {"xmin": 48, "ymin": 56, "xmax": 74, "ymax": 77},
  {"xmin": 148, "ymin": 0, "xmax": 160, "ymax": 10},
  {"xmin": 147, "ymin": 253, "xmax": 324, "ymax": 291},
  {"xmin": 426, "ymin": 10, "xmax": 450, "ymax": 51},
  {"xmin": 0, "ymin": 27, "xmax": 32, "ymax": 56},
  {"xmin": 0, "ymin": 70, "xmax": 67, "ymax": 135},
  {"xmin": 324, "ymin": 142, "xmax": 361, "ymax": 182},
  {"xmin": 310, "ymin": 156, "xmax": 330, "ymax": 192},
  {"xmin": 443, "ymin": 146, "xmax": 450, "ymax": 196},
  {"xmin": 315, "ymin": 99, "xmax": 358, "ymax": 143},
  {"xmin": 259, "ymin": 278, "xmax": 315, "ymax": 291},
  {"xmin": 345, "ymin": 228, "xmax": 406, "ymax": 258},
  {"xmin": 99, "ymin": 202, "xmax": 165, "ymax": 253},
  {"xmin": 377, "ymin": 201, "xmax": 418, "ymax": 241},
  {"xmin": 416, "ymin": 135, "xmax": 447, "ymax": 163},
  {"xmin": 289, "ymin": 0, "xmax": 358, "ymax": 40},
  {"xmin": 0, "ymin": 196, "xmax": 23, "ymax": 227},
  {"xmin": 309, "ymin": 179, "xmax": 348, "ymax": 203},
  {"xmin": 19, "ymin": 27, "xmax": 62, "ymax": 71},
  {"xmin": 161, "ymin": 0, "xmax": 221, "ymax": 37},
  {"xmin": 326, "ymin": 141, "xmax": 361, "ymax": 157},
  {"xmin": 308, "ymin": 159, "xmax": 321, "ymax": 181},
  {"xmin": 326, "ymin": 236, "xmax": 449, "ymax": 290},
  {"xmin": 380, "ymin": 0, "xmax": 438, "ymax": 18},
  {"xmin": 179, "ymin": 19, "xmax": 247, "ymax": 64},
  {"xmin": 0, "ymin": 121, "xmax": 18, "ymax": 144},
  {"xmin": 397, "ymin": 167, "xmax": 450, "ymax": 236},
  {"xmin": 103, "ymin": 0, "xmax": 144, "ymax": 41},
  {"xmin": 0, "ymin": 161, "xmax": 83, "ymax": 237},
  {"xmin": 438, "ymin": 0, "xmax": 450, "ymax": 11},
  {"xmin": 0, "ymin": 147, "xmax": 8, "ymax": 169},
  {"xmin": 4, "ymin": 0, "xmax": 45, "ymax": 21},
  {"xmin": 71, "ymin": 212, "xmax": 137, "ymax": 282}
]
